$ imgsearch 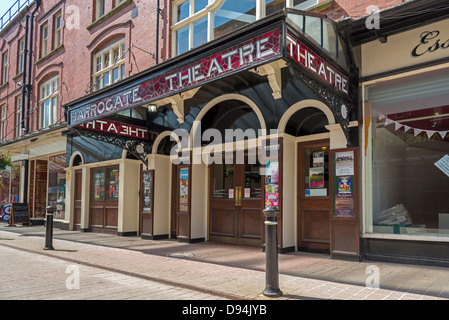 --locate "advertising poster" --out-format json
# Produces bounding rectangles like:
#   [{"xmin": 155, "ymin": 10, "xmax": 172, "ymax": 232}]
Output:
[
  {"xmin": 265, "ymin": 184, "xmax": 279, "ymax": 209},
  {"xmin": 335, "ymin": 151, "xmax": 354, "ymax": 176},
  {"xmin": 179, "ymin": 168, "xmax": 189, "ymax": 212},
  {"xmin": 309, "ymin": 167, "xmax": 324, "ymax": 188},
  {"xmin": 265, "ymin": 161, "xmax": 279, "ymax": 183},
  {"xmin": 338, "ymin": 176, "xmax": 351, "ymax": 193},
  {"xmin": 94, "ymin": 171, "xmax": 105, "ymax": 200},
  {"xmin": 335, "ymin": 193, "xmax": 354, "ymax": 217},
  {"xmin": 142, "ymin": 172, "xmax": 152, "ymax": 212},
  {"xmin": 313, "ymin": 151, "xmax": 324, "ymax": 167}
]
